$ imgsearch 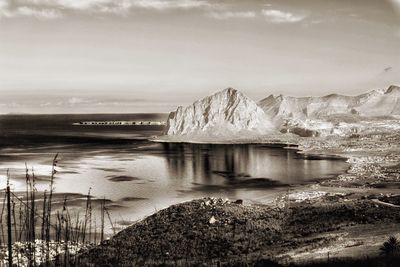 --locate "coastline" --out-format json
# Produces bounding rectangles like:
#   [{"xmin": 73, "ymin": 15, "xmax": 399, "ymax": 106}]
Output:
[
  {"xmin": 17, "ymin": 128, "xmax": 396, "ymax": 266},
  {"xmin": 76, "ymin": 131, "xmax": 400, "ymax": 265}
]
